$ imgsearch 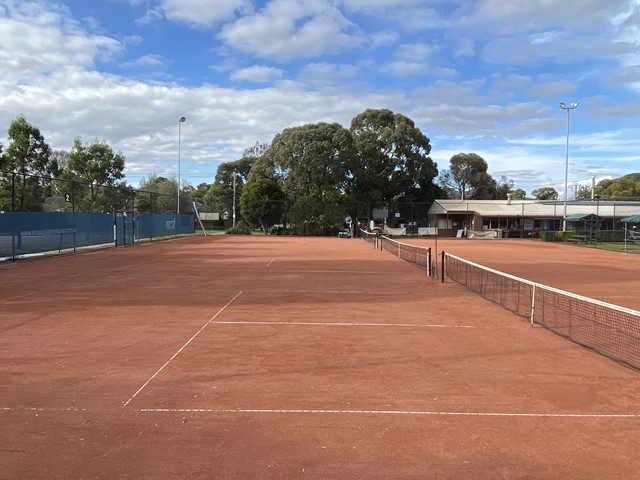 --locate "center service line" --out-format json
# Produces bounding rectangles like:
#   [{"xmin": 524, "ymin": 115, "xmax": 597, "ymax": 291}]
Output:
[{"xmin": 123, "ymin": 290, "xmax": 244, "ymax": 407}]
